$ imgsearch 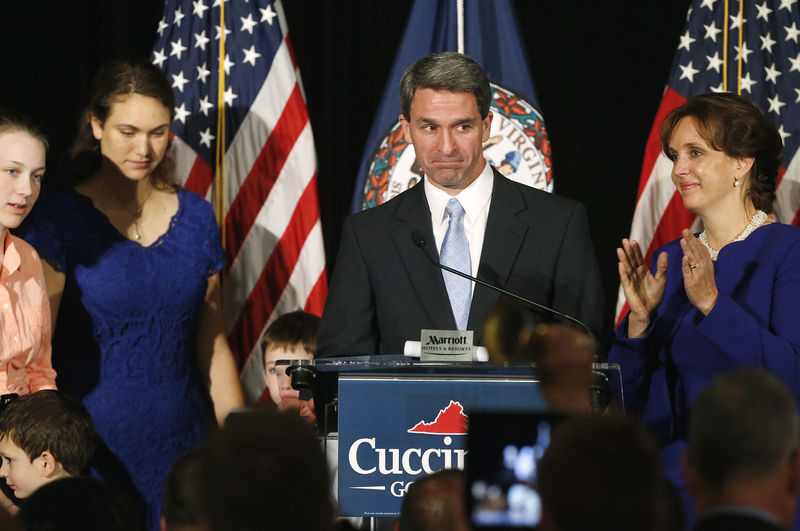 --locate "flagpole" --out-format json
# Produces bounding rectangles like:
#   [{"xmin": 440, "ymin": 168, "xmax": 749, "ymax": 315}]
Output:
[
  {"xmin": 736, "ymin": 1, "xmax": 743, "ymax": 95},
  {"xmin": 215, "ymin": 0, "xmax": 227, "ymax": 249},
  {"xmin": 456, "ymin": 0, "xmax": 464, "ymax": 53},
  {"xmin": 723, "ymin": 0, "xmax": 729, "ymax": 91}
]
